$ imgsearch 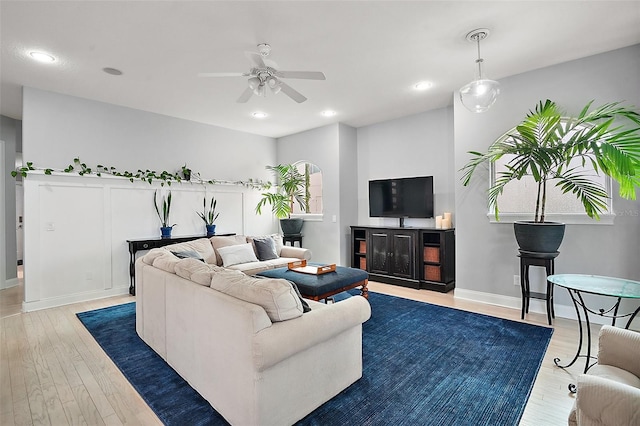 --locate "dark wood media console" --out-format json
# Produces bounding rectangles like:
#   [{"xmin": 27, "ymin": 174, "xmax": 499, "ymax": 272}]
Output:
[{"xmin": 350, "ymin": 226, "xmax": 455, "ymax": 292}]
